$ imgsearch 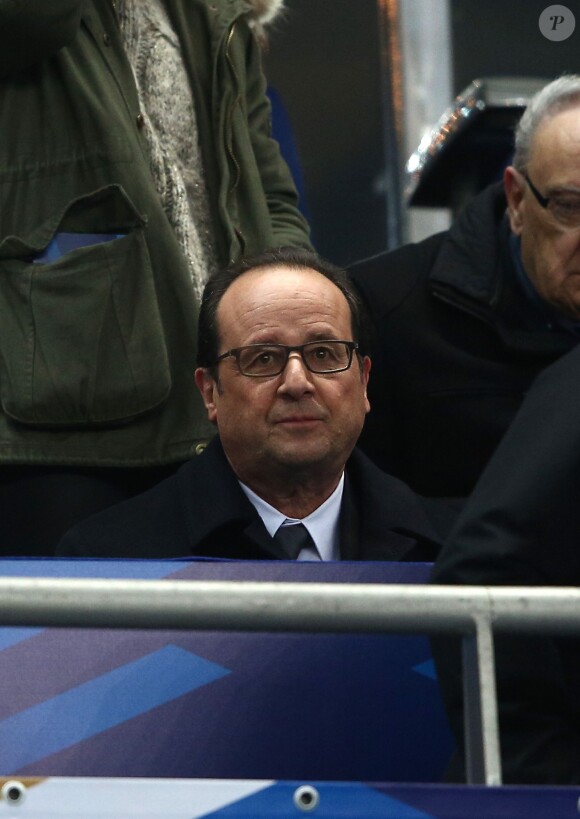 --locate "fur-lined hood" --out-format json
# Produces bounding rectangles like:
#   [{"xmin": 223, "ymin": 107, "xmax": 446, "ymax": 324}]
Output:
[{"xmin": 246, "ymin": 0, "xmax": 285, "ymax": 26}]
